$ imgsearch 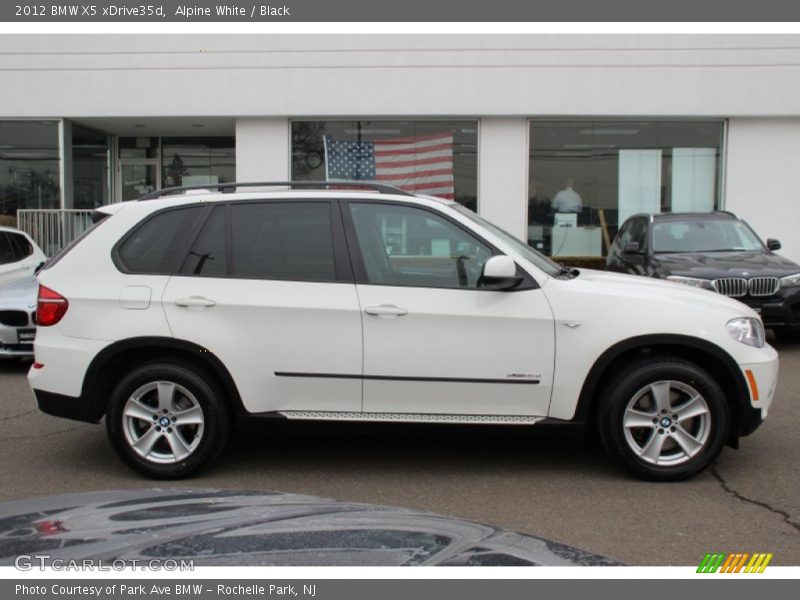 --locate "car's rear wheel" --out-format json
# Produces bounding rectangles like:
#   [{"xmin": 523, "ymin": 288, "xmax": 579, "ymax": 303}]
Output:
[
  {"xmin": 598, "ymin": 357, "xmax": 729, "ymax": 481},
  {"xmin": 106, "ymin": 362, "xmax": 229, "ymax": 479}
]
